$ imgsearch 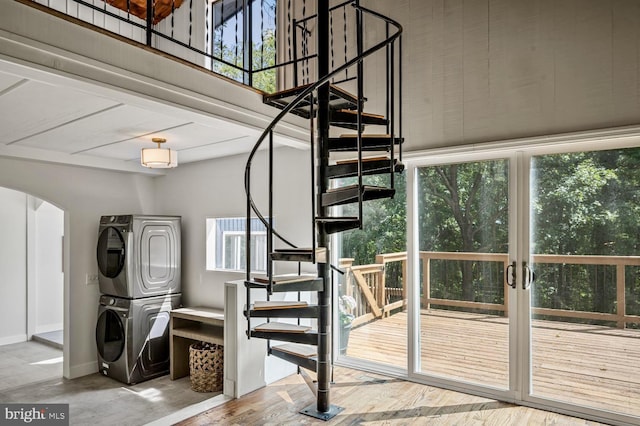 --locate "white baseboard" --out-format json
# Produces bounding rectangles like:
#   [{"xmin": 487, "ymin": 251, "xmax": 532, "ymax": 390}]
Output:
[
  {"xmin": 68, "ymin": 360, "xmax": 98, "ymax": 379},
  {"xmin": 34, "ymin": 323, "xmax": 63, "ymax": 334},
  {"xmin": 0, "ymin": 334, "xmax": 27, "ymax": 346}
]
